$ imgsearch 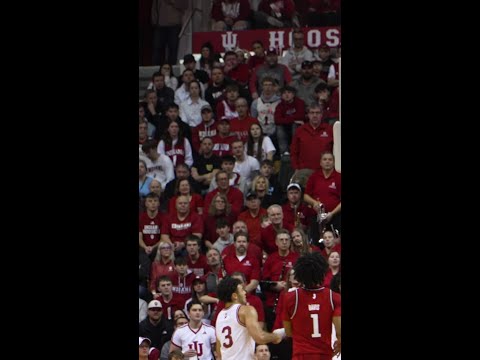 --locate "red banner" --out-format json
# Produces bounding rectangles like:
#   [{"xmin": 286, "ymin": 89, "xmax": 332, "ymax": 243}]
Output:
[{"xmin": 192, "ymin": 27, "xmax": 341, "ymax": 53}]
